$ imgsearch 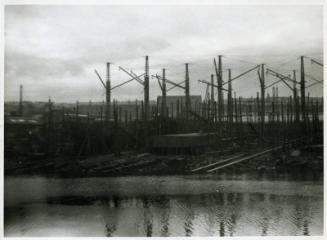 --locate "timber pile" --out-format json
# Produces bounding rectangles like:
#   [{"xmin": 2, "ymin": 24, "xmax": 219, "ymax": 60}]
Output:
[{"xmin": 191, "ymin": 146, "xmax": 283, "ymax": 173}]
